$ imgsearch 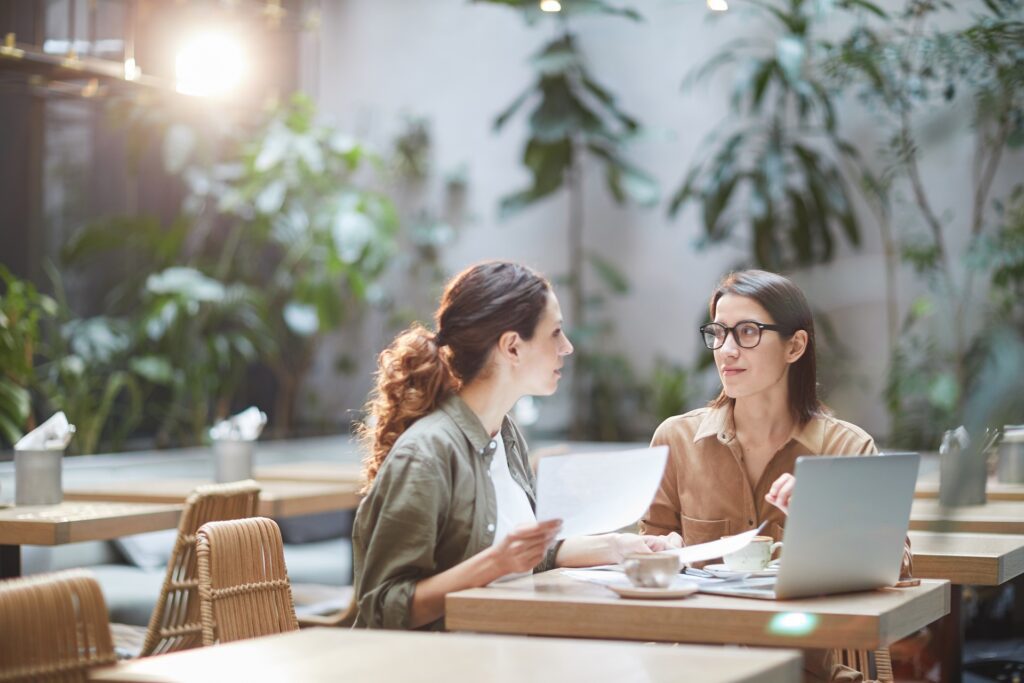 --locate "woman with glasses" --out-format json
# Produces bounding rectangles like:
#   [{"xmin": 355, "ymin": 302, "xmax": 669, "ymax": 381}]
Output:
[
  {"xmin": 352, "ymin": 261, "xmax": 679, "ymax": 631},
  {"xmin": 640, "ymin": 269, "xmax": 910, "ymax": 680}
]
